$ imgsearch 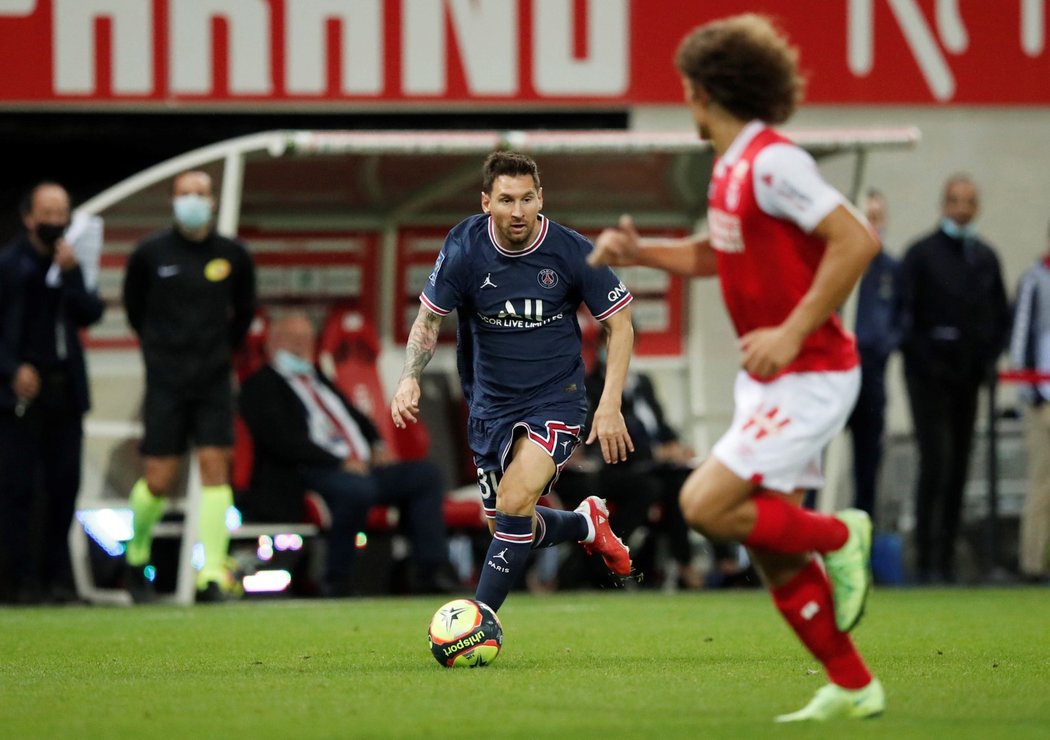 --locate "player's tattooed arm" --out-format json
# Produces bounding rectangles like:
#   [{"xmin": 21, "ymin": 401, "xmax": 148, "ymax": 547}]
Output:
[
  {"xmin": 401, "ymin": 305, "xmax": 443, "ymax": 381},
  {"xmin": 392, "ymin": 305, "xmax": 443, "ymax": 428}
]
